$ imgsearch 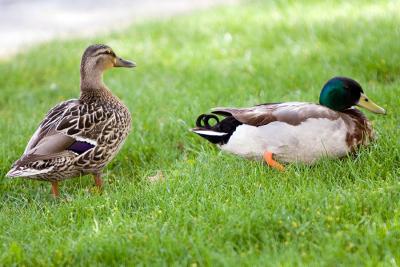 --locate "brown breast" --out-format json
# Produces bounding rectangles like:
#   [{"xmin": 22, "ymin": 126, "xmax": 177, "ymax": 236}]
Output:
[{"xmin": 340, "ymin": 109, "xmax": 374, "ymax": 151}]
